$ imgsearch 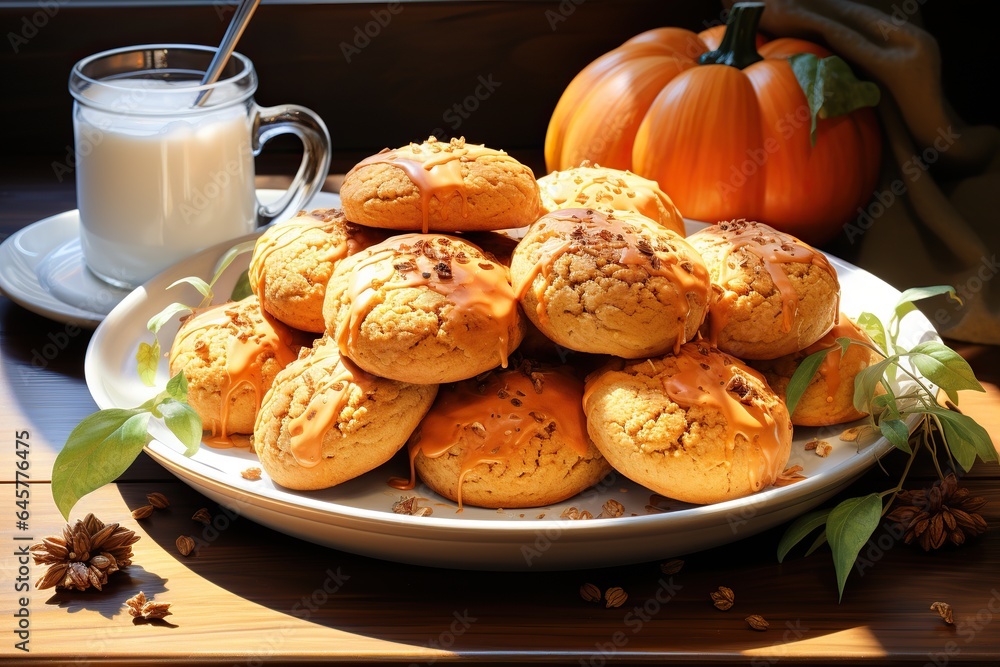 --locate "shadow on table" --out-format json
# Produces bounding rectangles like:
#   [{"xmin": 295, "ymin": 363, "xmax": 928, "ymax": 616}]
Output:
[
  {"xmin": 111, "ymin": 473, "xmax": 999, "ymax": 660},
  {"xmin": 43, "ymin": 565, "xmax": 169, "ymax": 621}
]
